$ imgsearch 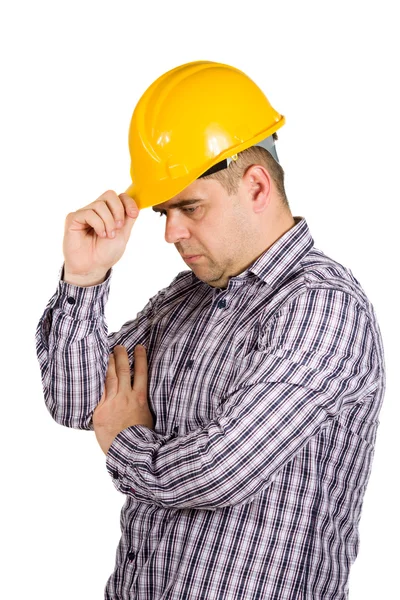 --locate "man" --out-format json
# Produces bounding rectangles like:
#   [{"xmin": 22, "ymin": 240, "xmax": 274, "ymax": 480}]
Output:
[{"xmin": 36, "ymin": 61, "xmax": 386, "ymax": 599}]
